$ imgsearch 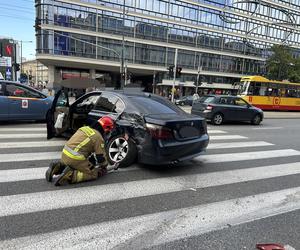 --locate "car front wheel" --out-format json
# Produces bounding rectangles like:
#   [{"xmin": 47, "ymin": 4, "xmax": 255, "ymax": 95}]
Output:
[
  {"xmin": 107, "ymin": 135, "xmax": 137, "ymax": 168},
  {"xmin": 251, "ymin": 114, "xmax": 262, "ymax": 125},
  {"xmin": 211, "ymin": 113, "xmax": 223, "ymax": 125}
]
